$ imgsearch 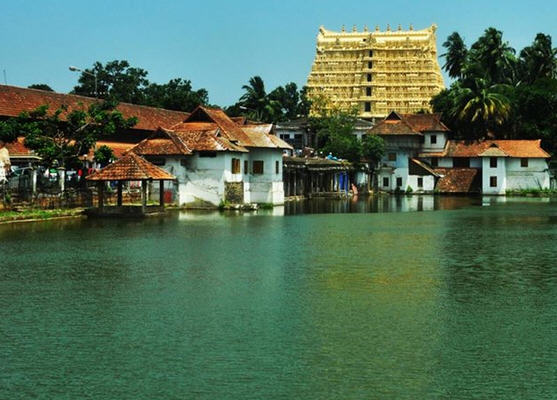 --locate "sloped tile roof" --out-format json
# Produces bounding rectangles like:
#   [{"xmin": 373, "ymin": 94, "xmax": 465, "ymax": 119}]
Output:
[
  {"xmin": 184, "ymin": 106, "xmax": 255, "ymax": 146},
  {"xmin": 5, "ymin": 137, "xmax": 36, "ymax": 157},
  {"xmin": 401, "ymin": 113, "xmax": 449, "ymax": 132},
  {"xmin": 368, "ymin": 111, "xmax": 422, "ymax": 136},
  {"xmin": 445, "ymin": 140, "xmax": 550, "ymax": 158},
  {"xmin": 242, "ymin": 124, "xmax": 293, "ymax": 149},
  {"xmin": 86, "ymin": 152, "xmax": 175, "ymax": 181},
  {"xmin": 0, "ymin": 85, "xmax": 189, "ymax": 132},
  {"xmin": 434, "ymin": 168, "xmax": 480, "ymax": 193}
]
